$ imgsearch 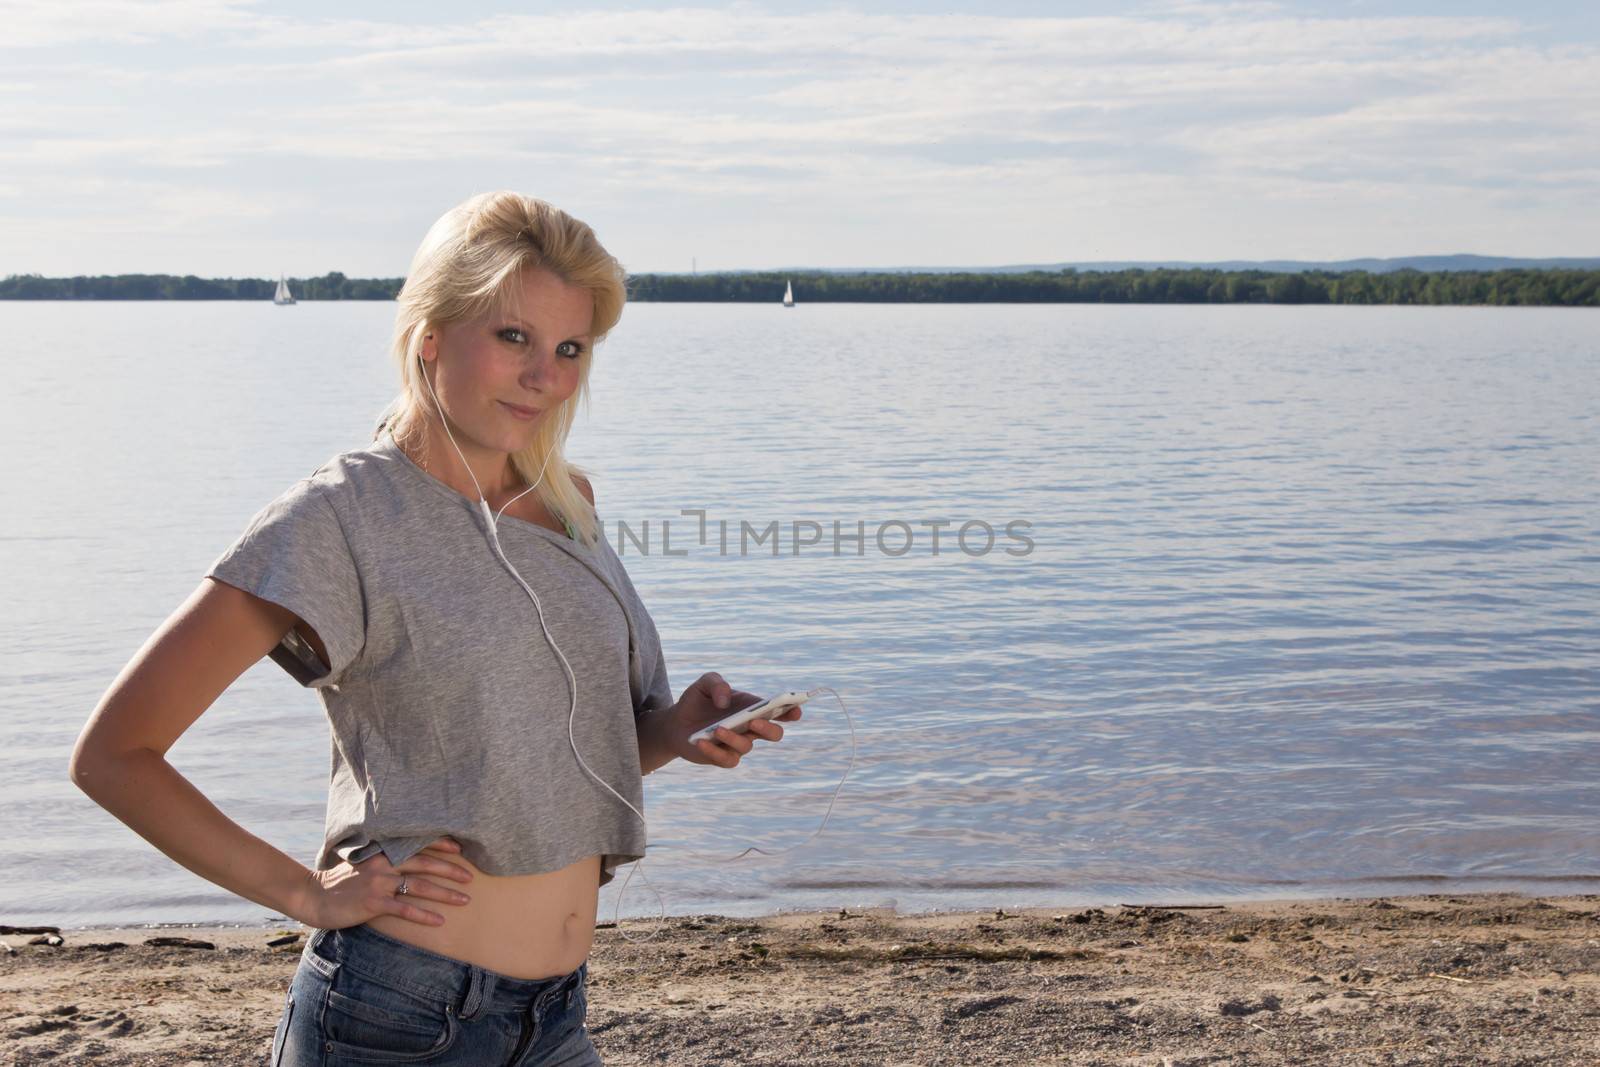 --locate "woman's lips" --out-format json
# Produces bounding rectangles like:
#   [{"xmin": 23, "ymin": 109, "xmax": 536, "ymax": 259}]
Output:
[{"xmin": 500, "ymin": 401, "xmax": 540, "ymax": 419}]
